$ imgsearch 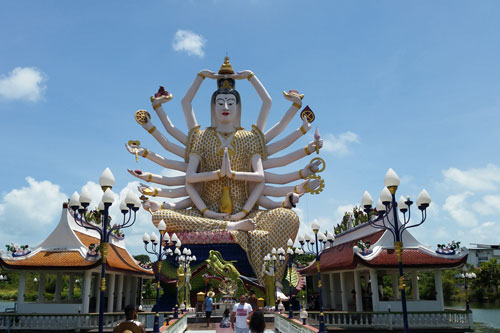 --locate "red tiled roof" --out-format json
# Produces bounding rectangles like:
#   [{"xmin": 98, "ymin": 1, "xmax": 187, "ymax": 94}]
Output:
[
  {"xmin": 75, "ymin": 231, "xmax": 153, "ymax": 275},
  {"xmin": 1, "ymin": 232, "xmax": 152, "ymax": 276},
  {"xmin": 299, "ymin": 231, "xmax": 385, "ymax": 275},
  {"xmin": 360, "ymin": 248, "xmax": 467, "ymax": 268},
  {"xmin": 299, "ymin": 230, "xmax": 466, "ymax": 275},
  {"xmin": 0, "ymin": 251, "xmax": 96, "ymax": 269}
]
